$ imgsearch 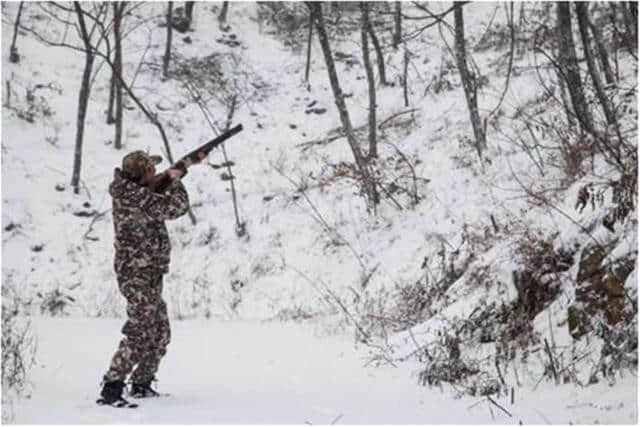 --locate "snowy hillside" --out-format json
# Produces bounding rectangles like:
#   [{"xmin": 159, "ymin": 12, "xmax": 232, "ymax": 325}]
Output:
[{"xmin": 2, "ymin": 1, "xmax": 637, "ymax": 424}]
